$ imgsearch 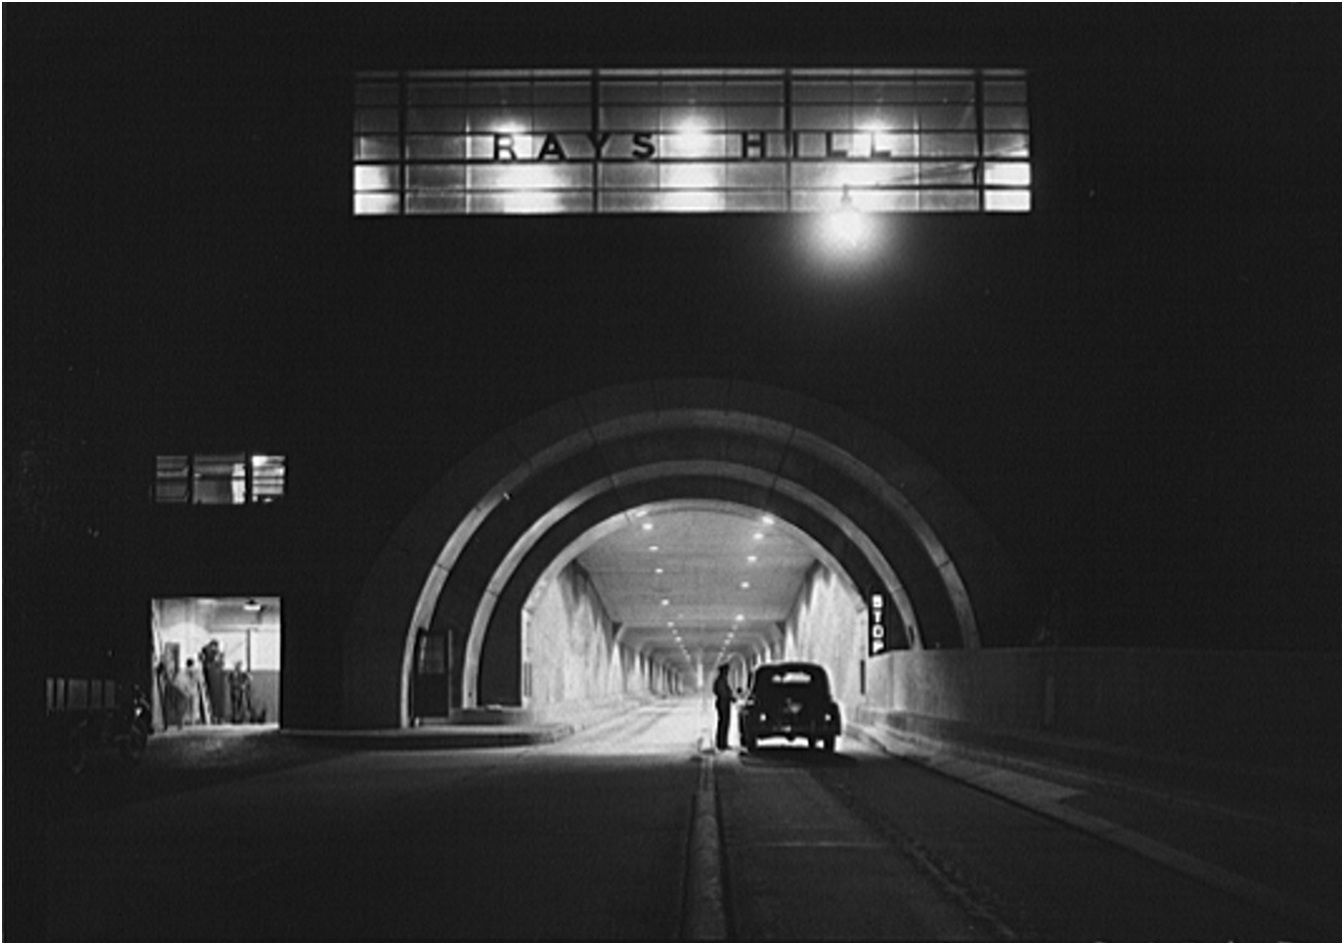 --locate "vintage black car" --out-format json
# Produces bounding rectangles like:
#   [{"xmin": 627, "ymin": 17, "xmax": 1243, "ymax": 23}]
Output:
[{"xmin": 738, "ymin": 661, "xmax": 841, "ymax": 753}]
